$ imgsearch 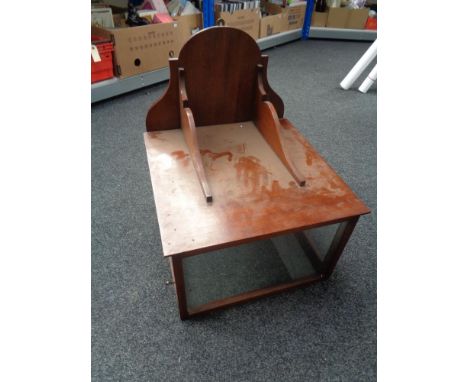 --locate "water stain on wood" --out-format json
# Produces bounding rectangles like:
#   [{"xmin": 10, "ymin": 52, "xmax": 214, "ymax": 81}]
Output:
[
  {"xmin": 171, "ymin": 150, "xmax": 189, "ymax": 160},
  {"xmin": 234, "ymin": 156, "xmax": 271, "ymax": 192},
  {"xmin": 200, "ymin": 149, "xmax": 234, "ymax": 171},
  {"xmin": 200, "ymin": 149, "xmax": 233, "ymax": 162},
  {"xmin": 149, "ymin": 131, "xmax": 167, "ymax": 141},
  {"xmin": 281, "ymin": 119, "xmax": 314, "ymax": 166},
  {"xmin": 222, "ymin": 178, "xmax": 356, "ymax": 232},
  {"xmin": 171, "ymin": 150, "xmax": 190, "ymax": 166}
]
